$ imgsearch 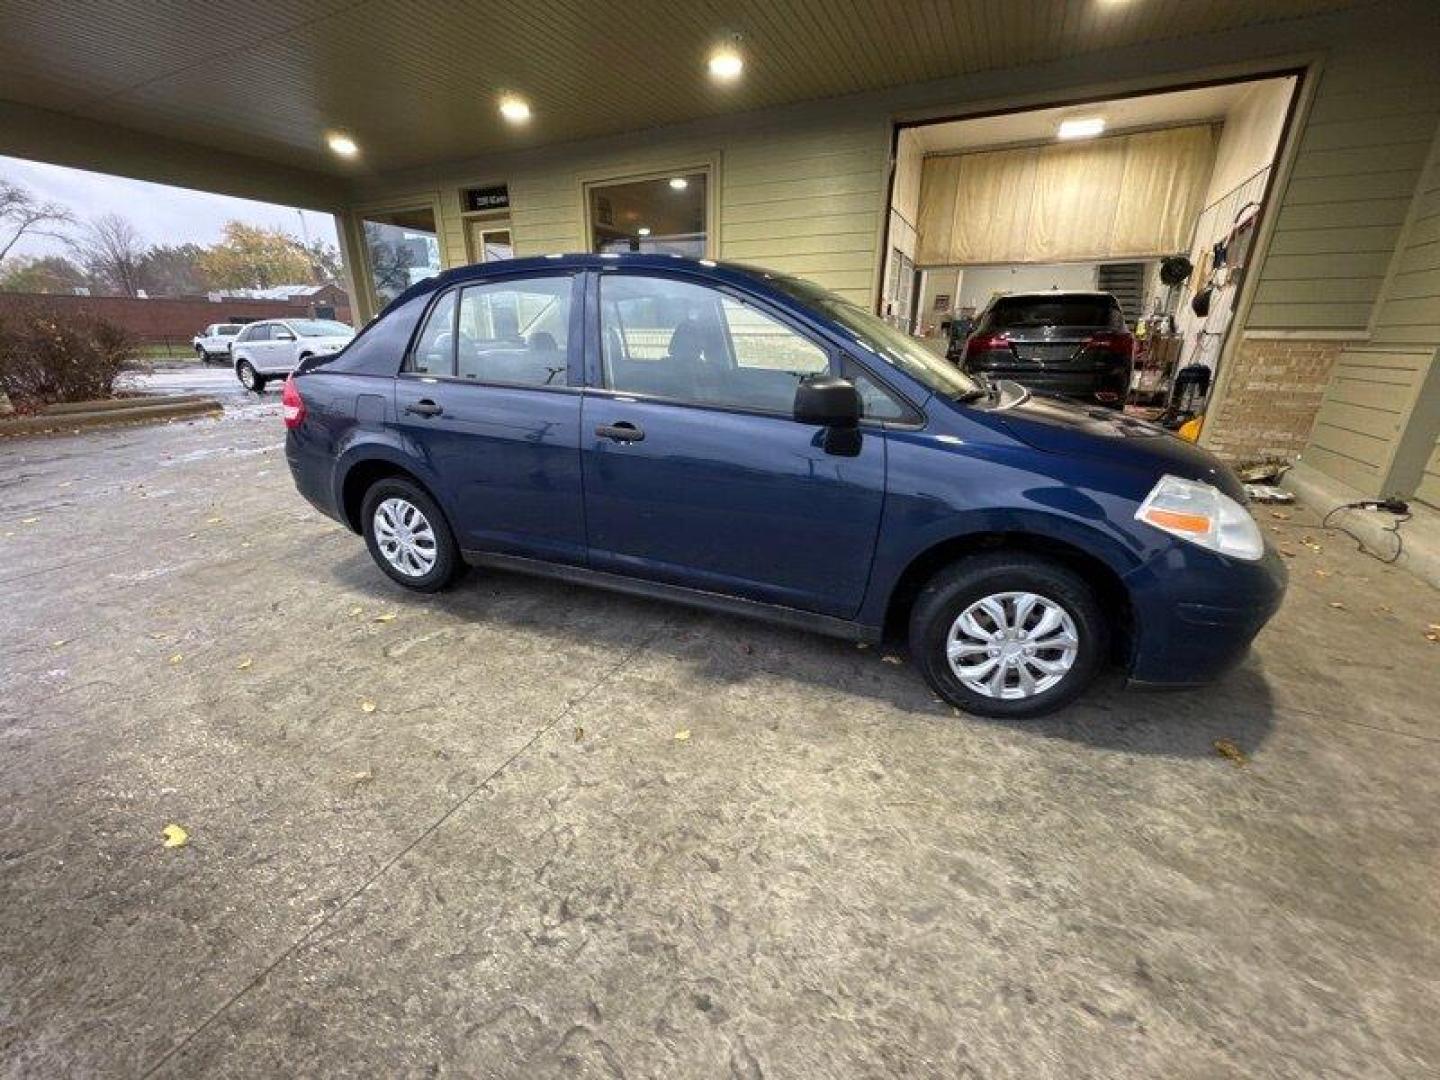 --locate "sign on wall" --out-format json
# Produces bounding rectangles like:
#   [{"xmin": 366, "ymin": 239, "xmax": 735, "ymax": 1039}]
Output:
[{"xmin": 463, "ymin": 185, "xmax": 510, "ymax": 213}]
